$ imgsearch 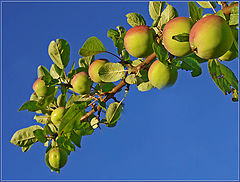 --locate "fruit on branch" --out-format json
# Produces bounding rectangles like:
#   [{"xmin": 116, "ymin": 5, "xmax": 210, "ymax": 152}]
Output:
[
  {"xmin": 33, "ymin": 76, "xmax": 55, "ymax": 97},
  {"xmin": 88, "ymin": 59, "xmax": 109, "ymax": 83},
  {"xmin": 148, "ymin": 60, "xmax": 178, "ymax": 89},
  {"xmin": 219, "ymin": 28, "xmax": 238, "ymax": 61},
  {"xmin": 189, "ymin": 15, "xmax": 233, "ymax": 59},
  {"xmin": 51, "ymin": 107, "xmax": 65, "ymax": 128},
  {"xmin": 124, "ymin": 25, "xmax": 154, "ymax": 58},
  {"xmin": 48, "ymin": 148, "xmax": 68, "ymax": 169},
  {"xmin": 71, "ymin": 72, "xmax": 92, "ymax": 95},
  {"xmin": 163, "ymin": 17, "xmax": 193, "ymax": 57}
]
